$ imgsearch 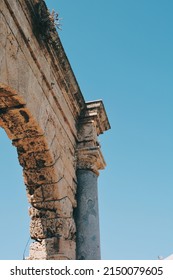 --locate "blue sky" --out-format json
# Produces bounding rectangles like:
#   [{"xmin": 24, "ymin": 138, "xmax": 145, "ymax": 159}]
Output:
[{"xmin": 0, "ymin": 0, "xmax": 173, "ymax": 260}]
